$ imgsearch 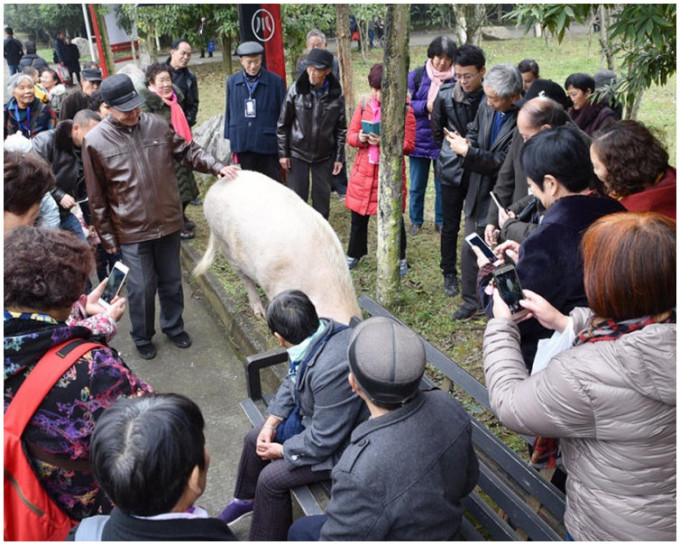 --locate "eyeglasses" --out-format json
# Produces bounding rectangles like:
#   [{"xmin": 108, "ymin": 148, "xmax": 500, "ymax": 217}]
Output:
[{"xmin": 455, "ymin": 73, "xmax": 478, "ymax": 82}]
